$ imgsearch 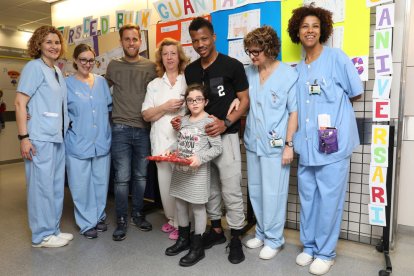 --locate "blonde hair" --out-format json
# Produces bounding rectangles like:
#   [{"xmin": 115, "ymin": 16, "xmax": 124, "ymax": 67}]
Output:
[{"xmin": 154, "ymin": 38, "xmax": 189, "ymax": 77}]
